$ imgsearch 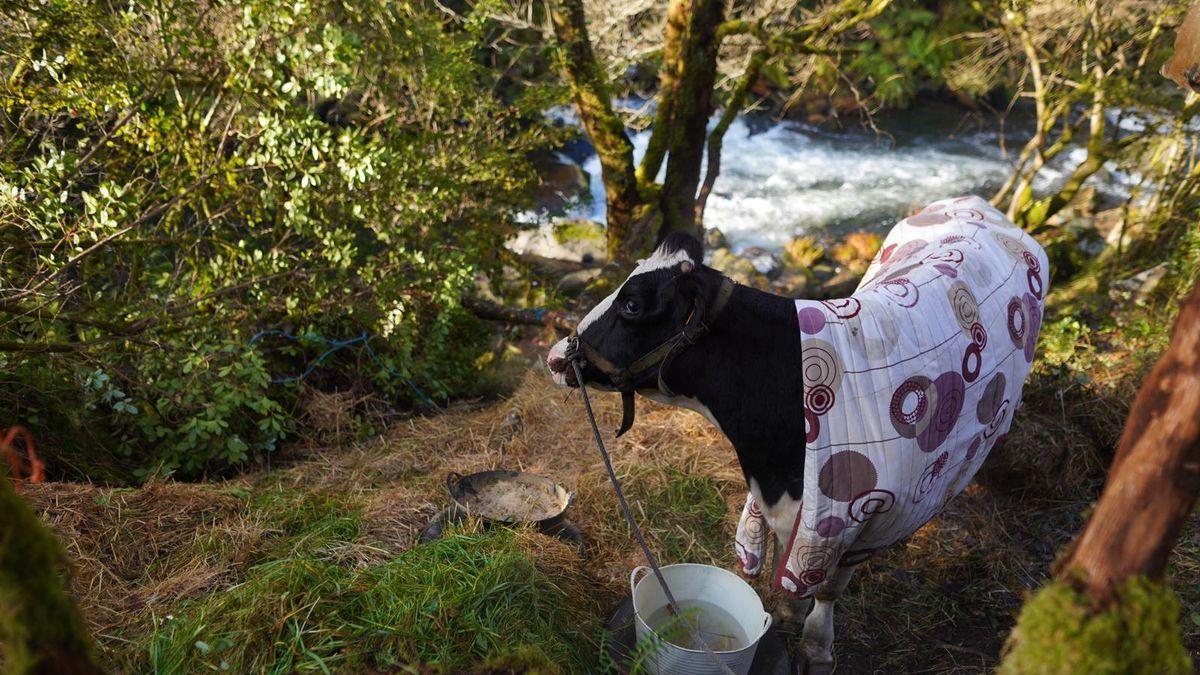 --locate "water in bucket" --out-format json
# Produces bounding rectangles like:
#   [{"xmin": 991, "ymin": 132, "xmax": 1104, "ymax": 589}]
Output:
[{"xmin": 644, "ymin": 599, "xmax": 748, "ymax": 652}]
